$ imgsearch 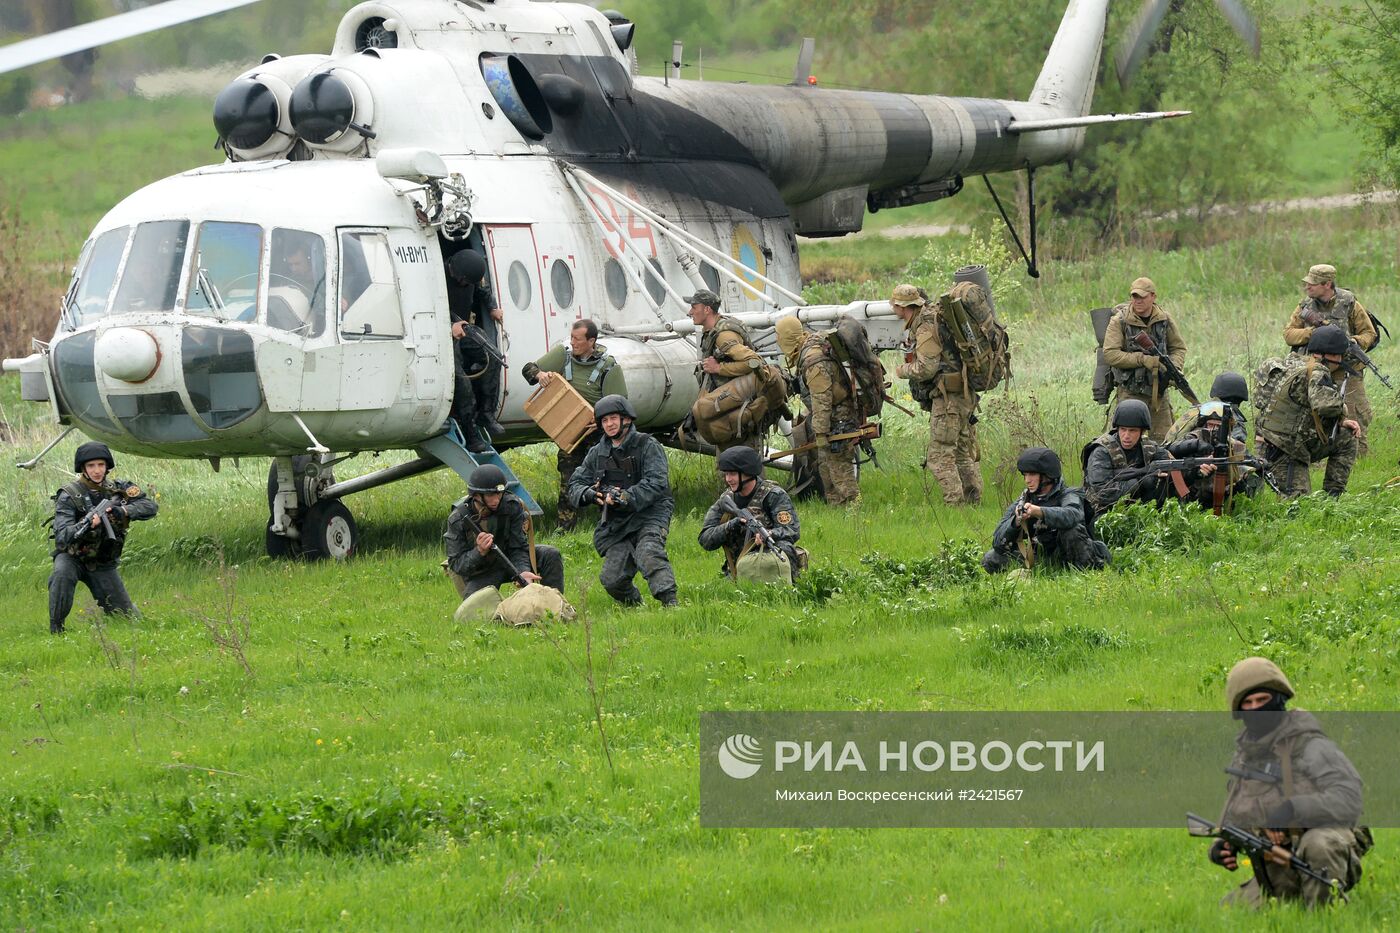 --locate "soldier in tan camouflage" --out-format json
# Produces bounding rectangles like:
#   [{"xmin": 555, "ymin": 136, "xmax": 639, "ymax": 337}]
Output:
[
  {"xmin": 1283, "ymin": 264, "xmax": 1378, "ymax": 457},
  {"xmin": 688, "ymin": 288, "xmax": 766, "ymax": 450},
  {"xmin": 891, "ymin": 283, "xmax": 982, "ymax": 505},
  {"xmin": 1256, "ymin": 325, "xmax": 1360, "ymax": 497},
  {"xmin": 1102, "ymin": 277, "xmax": 1188, "ymax": 441},
  {"xmin": 775, "ymin": 316, "xmax": 860, "ymax": 506}
]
